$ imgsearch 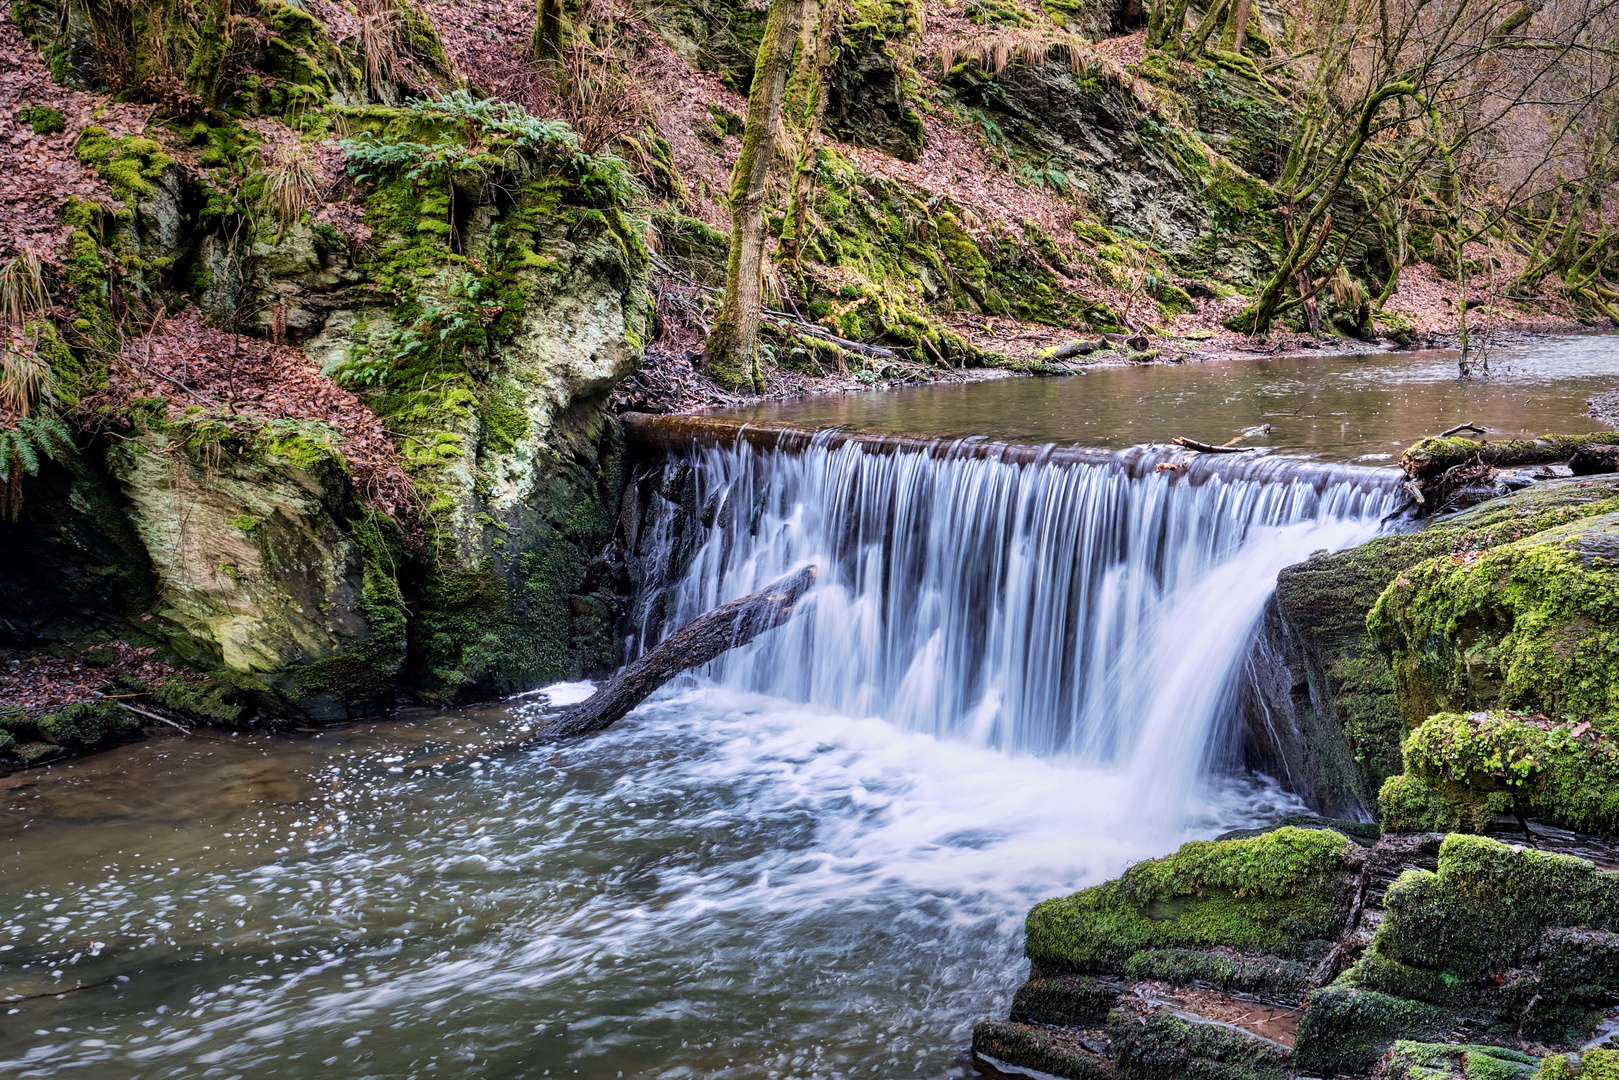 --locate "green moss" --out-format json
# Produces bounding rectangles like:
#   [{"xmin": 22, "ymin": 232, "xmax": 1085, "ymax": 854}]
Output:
[
  {"xmin": 226, "ymin": 515, "xmax": 260, "ymax": 532},
  {"xmin": 1009, "ymin": 975, "xmax": 1121, "ymax": 1026},
  {"xmin": 1108, "ymin": 1006, "xmax": 1290, "ymax": 1080},
  {"xmin": 37, "ymin": 700, "xmax": 142, "ymax": 750},
  {"xmin": 17, "ymin": 741, "xmax": 66, "ymax": 765},
  {"xmin": 1334, "ymin": 834, "xmax": 1619, "ymax": 1044},
  {"xmin": 20, "ymin": 105, "xmax": 66, "ymax": 134},
  {"xmin": 75, "ymin": 129, "xmax": 174, "ymax": 205},
  {"xmin": 971, "ymin": 1020, "xmax": 1112, "ymax": 1080},
  {"xmin": 1368, "ymin": 510, "xmax": 1619, "ymax": 731},
  {"xmin": 478, "ymin": 391, "xmax": 530, "ymax": 456},
  {"xmin": 1378, "ymin": 771, "xmax": 1504, "ymax": 833},
  {"xmin": 147, "ymin": 674, "xmax": 243, "ymax": 723},
  {"xmin": 1295, "ymin": 987, "xmax": 1453, "ymax": 1076},
  {"xmin": 1025, "ymin": 826, "xmax": 1359, "ymax": 973},
  {"xmin": 1382, "ymin": 1041, "xmax": 1538, "ymax": 1080},
  {"xmin": 1401, "ymin": 434, "xmax": 1618, "ymax": 481},
  {"xmin": 1398, "ymin": 711, "xmax": 1619, "ymax": 836},
  {"xmin": 1122, "ymin": 947, "xmax": 1314, "ymax": 1001},
  {"xmin": 1276, "ymin": 477, "xmax": 1619, "ymax": 819},
  {"xmin": 0, "ymin": 705, "xmax": 30, "ymax": 733},
  {"xmin": 290, "ymin": 512, "xmax": 408, "ymax": 704}
]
